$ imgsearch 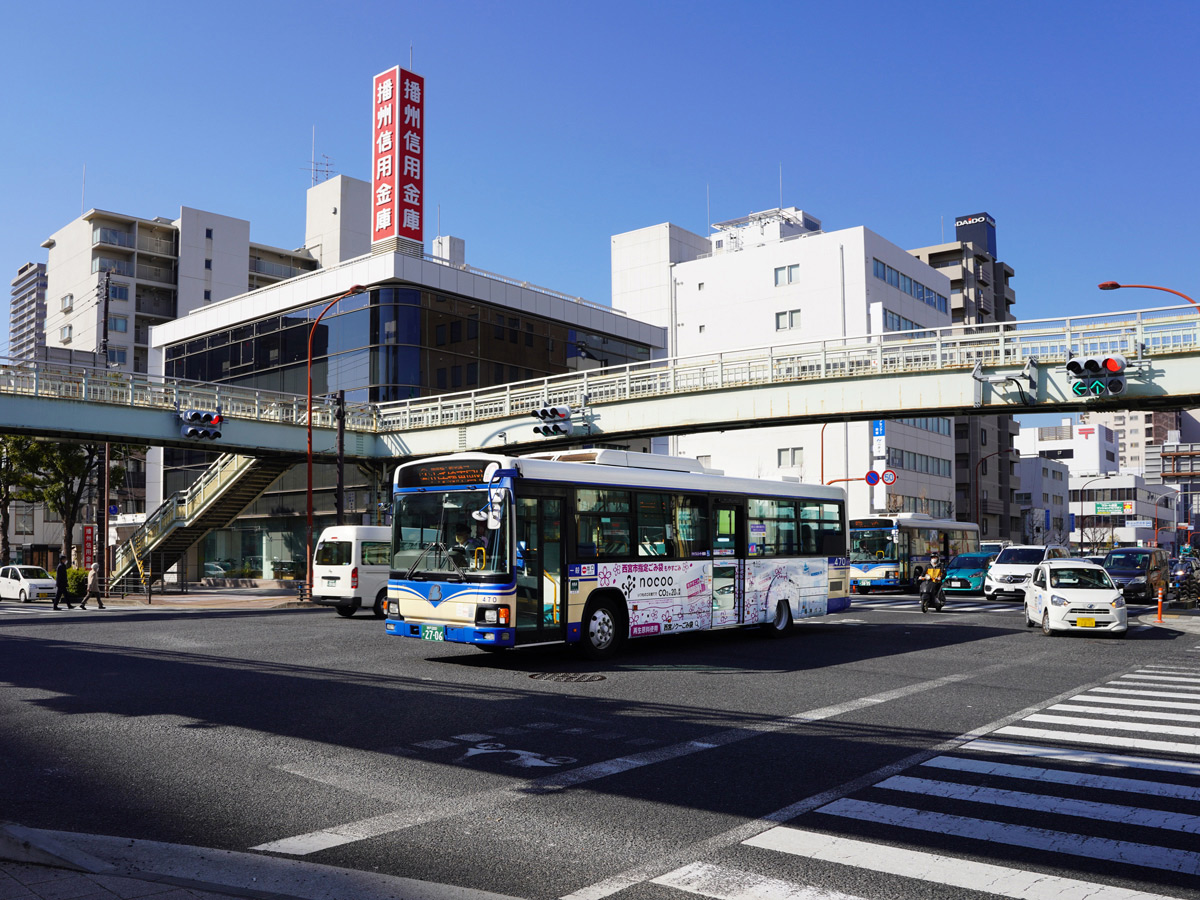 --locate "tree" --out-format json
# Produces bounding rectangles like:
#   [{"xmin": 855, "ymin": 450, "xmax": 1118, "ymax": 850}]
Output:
[
  {"xmin": 17, "ymin": 441, "xmax": 135, "ymax": 561},
  {"xmin": 0, "ymin": 437, "xmax": 37, "ymax": 564}
]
